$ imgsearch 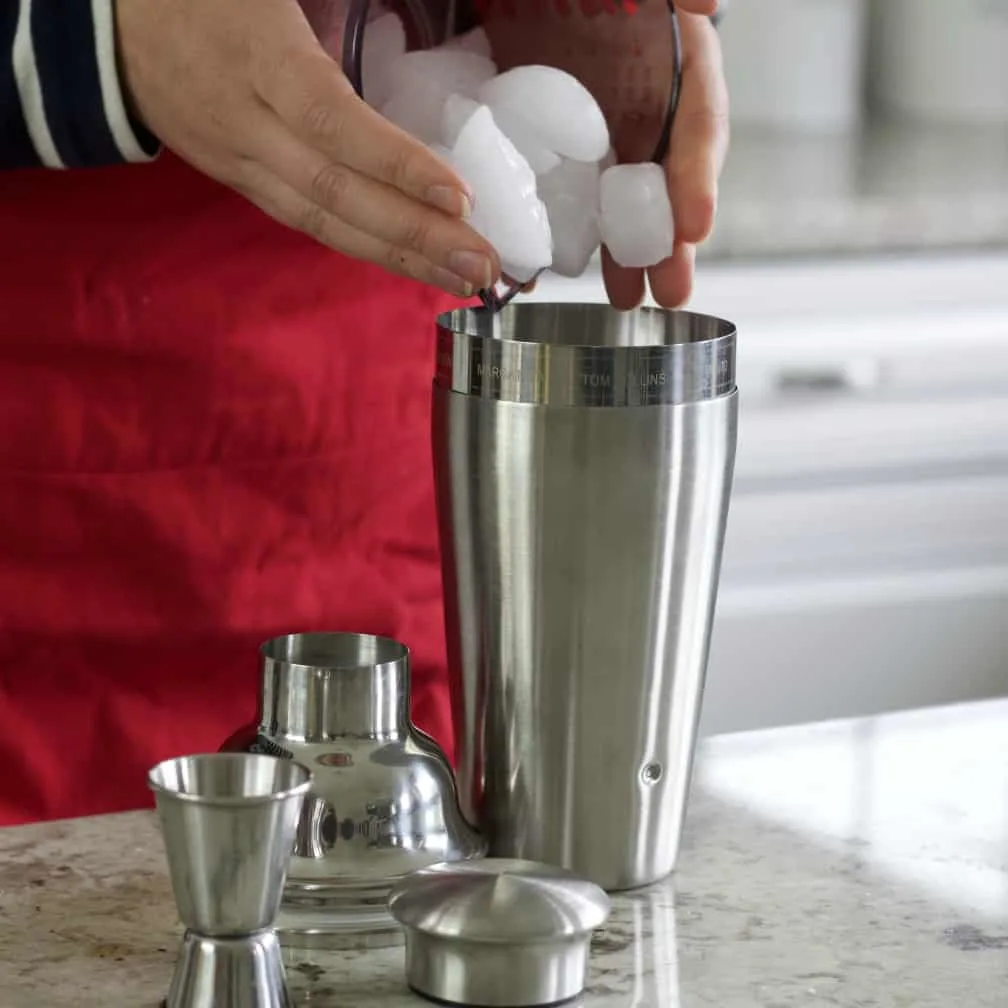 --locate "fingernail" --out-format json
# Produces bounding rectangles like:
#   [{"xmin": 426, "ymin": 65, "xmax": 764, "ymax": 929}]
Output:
[
  {"xmin": 431, "ymin": 266, "xmax": 475, "ymax": 299},
  {"xmin": 448, "ymin": 250, "xmax": 494, "ymax": 290},
  {"xmin": 427, "ymin": 185, "xmax": 473, "ymax": 219}
]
